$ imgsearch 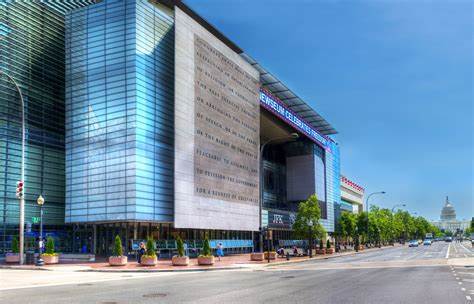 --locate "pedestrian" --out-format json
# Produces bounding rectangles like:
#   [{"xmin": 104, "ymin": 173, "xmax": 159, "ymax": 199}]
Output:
[
  {"xmin": 216, "ymin": 242, "xmax": 224, "ymax": 261},
  {"xmin": 137, "ymin": 242, "xmax": 146, "ymax": 264}
]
